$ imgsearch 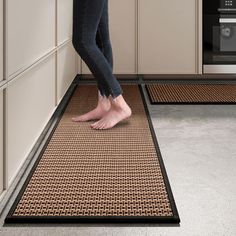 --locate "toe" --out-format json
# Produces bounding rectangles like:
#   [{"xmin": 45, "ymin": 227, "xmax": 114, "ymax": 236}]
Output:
[
  {"xmin": 99, "ymin": 122, "xmax": 106, "ymax": 129},
  {"xmin": 95, "ymin": 124, "xmax": 102, "ymax": 129},
  {"xmin": 97, "ymin": 121, "xmax": 105, "ymax": 129},
  {"xmin": 101, "ymin": 121, "xmax": 110, "ymax": 130},
  {"xmin": 90, "ymin": 120, "xmax": 99, "ymax": 127},
  {"xmin": 72, "ymin": 117, "xmax": 78, "ymax": 121},
  {"xmin": 72, "ymin": 118, "xmax": 79, "ymax": 122},
  {"xmin": 91, "ymin": 120, "xmax": 102, "ymax": 129}
]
